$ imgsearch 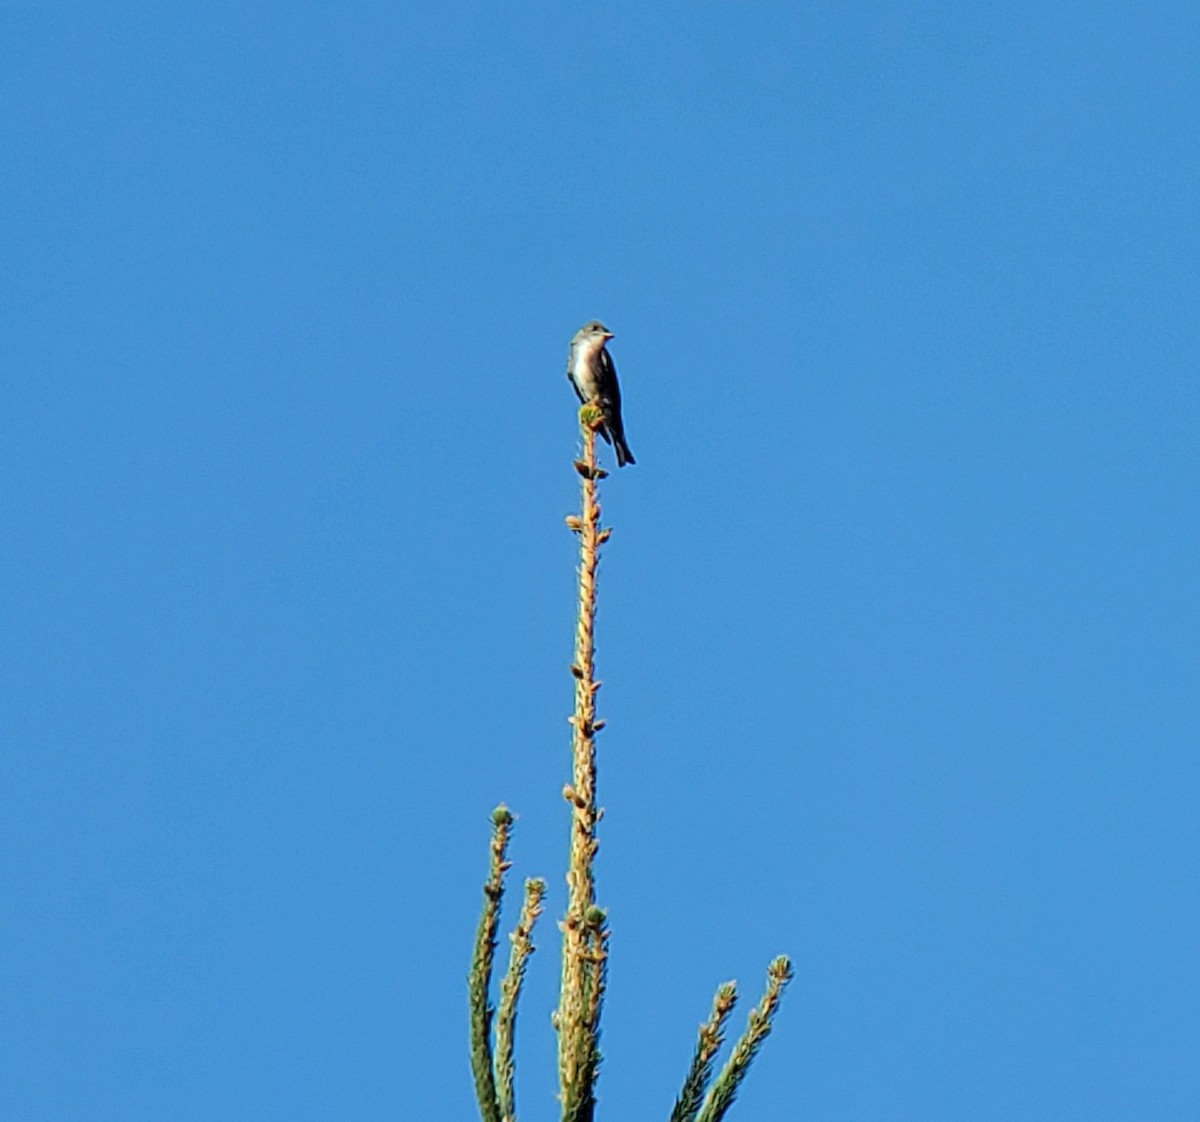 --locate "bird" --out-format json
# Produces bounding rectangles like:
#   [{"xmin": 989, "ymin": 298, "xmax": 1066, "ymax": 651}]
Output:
[{"xmin": 566, "ymin": 320, "xmax": 636, "ymax": 467}]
